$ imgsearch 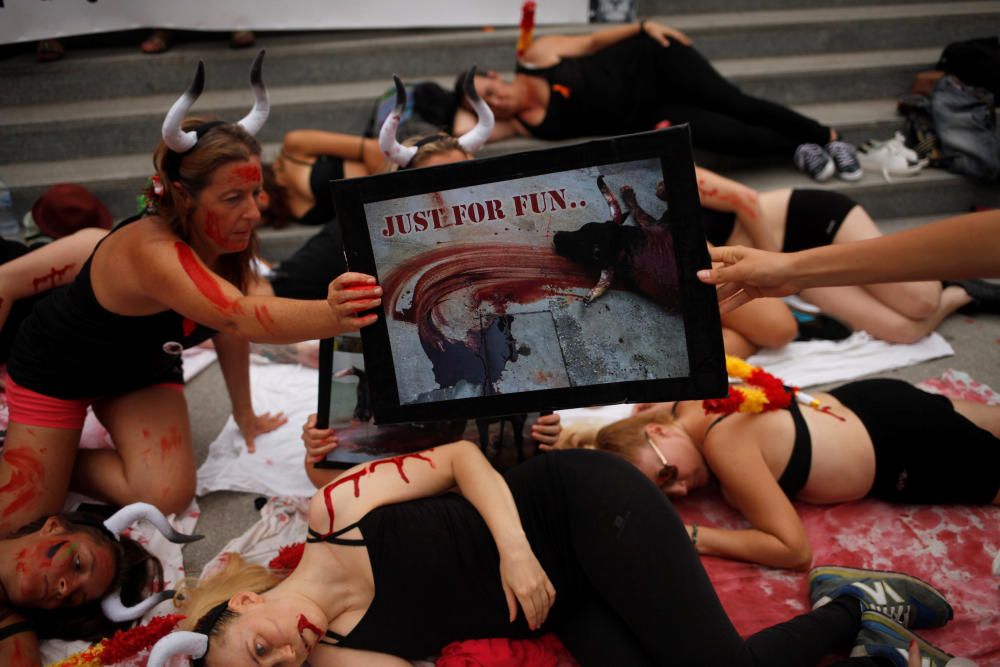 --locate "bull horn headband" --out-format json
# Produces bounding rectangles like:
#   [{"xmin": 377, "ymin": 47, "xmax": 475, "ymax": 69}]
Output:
[
  {"xmin": 161, "ymin": 50, "xmax": 270, "ymax": 179},
  {"xmin": 146, "ymin": 597, "xmax": 231, "ymax": 667},
  {"xmin": 378, "ymin": 65, "xmax": 494, "ymax": 168},
  {"xmin": 99, "ymin": 502, "xmax": 204, "ymax": 623}
]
